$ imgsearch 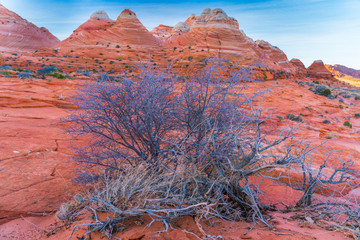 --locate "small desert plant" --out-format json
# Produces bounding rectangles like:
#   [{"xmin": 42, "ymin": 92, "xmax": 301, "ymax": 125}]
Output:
[
  {"xmin": 344, "ymin": 121, "xmax": 352, "ymax": 128},
  {"xmin": 47, "ymin": 72, "xmax": 66, "ymax": 79},
  {"xmin": 322, "ymin": 88, "xmax": 331, "ymax": 97},
  {"xmin": 286, "ymin": 113, "xmax": 302, "ymax": 122},
  {"xmin": 37, "ymin": 65, "xmax": 58, "ymax": 78},
  {"xmin": 18, "ymin": 72, "xmax": 32, "ymax": 79},
  {"xmin": 1, "ymin": 71, "xmax": 12, "ymax": 77}
]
